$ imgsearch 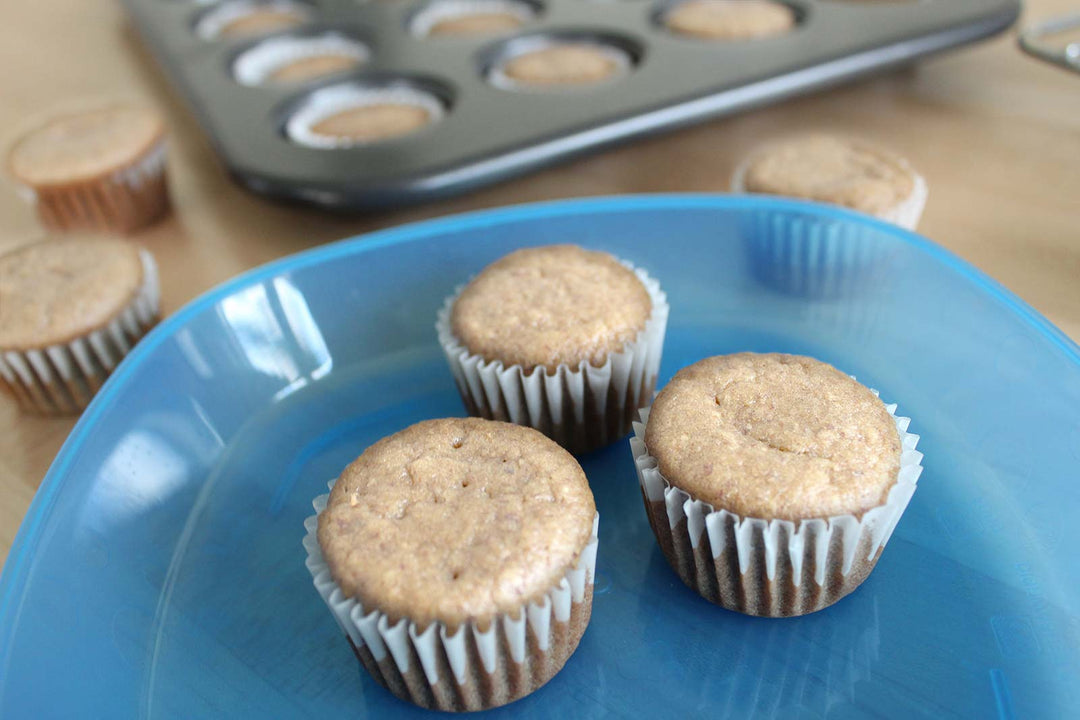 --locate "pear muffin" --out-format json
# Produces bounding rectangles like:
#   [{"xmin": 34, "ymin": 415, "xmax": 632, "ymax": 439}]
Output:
[
  {"xmin": 285, "ymin": 84, "xmax": 445, "ymax": 148},
  {"xmin": 732, "ymin": 134, "xmax": 927, "ymax": 229},
  {"xmin": 437, "ymin": 244, "xmax": 669, "ymax": 453},
  {"xmin": 7, "ymin": 106, "xmax": 168, "ymax": 234},
  {"xmin": 306, "ymin": 417, "xmax": 599, "ymax": 711},
  {"xmin": 632, "ymin": 353, "xmax": 922, "ymax": 616},
  {"xmin": 663, "ymin": 0, "xmax": 796, "ymax": 41},
  {"xmin": 413, "ymin": 0, "xmax": 536, "ymax": 38},
  {"xmin": 0, "ymin": 238, "xmax": 160, "ymax": 414},
  {"xmin": 490, "ymin": 40, "xmax": 632, "ymax": 89}
]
